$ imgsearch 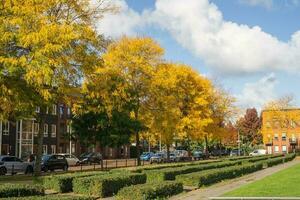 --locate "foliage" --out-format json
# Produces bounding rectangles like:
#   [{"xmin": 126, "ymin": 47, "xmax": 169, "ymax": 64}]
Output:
[
  {"xmin": 41, "ymin": 171, "xmax": 106, "ymax": 193},
  {"xmin": 73, "ymin": 172, "xmax": 147, "ymax": 197},
  {"xmin": 176, "ymin": 162, "xmax": 263, "ymax": 187},
  {"xmin": 116, "ymin": 181, "xmax": 183, "ymax": 200},
  {"xmin": 0, "ymin": 195, "xmax": 96, "ymax": 200},
  {"xmin": 0, "ymin": 184, "xmax": 44, "ymax": 198}
]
